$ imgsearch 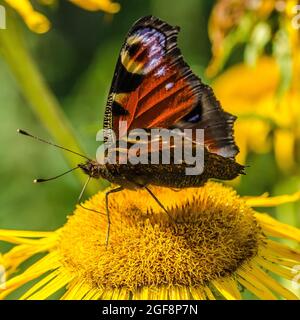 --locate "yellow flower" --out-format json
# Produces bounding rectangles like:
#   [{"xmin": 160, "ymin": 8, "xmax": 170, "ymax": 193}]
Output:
[
  {"xmin": 207, "ymin": 1, "xmax": 300, "ymax": 172},
  {"xmin": 2, "ymin": 0, "xmax": 120, "ymax": 34},
  {"xmin": 69, "ymin": 0, "xmax": 120, "ymax": 13},
  {"xmin": 207, "ymin": 0, "xmax": 288, "ymax": 77},
  {"xmin": 1, "ymin": 182, "xmax": 300, "ymax": 300},
  {"xmin": 212, "ymin": 56, "xmax": 300, "ymax": 171},
  {"xmin": 3, "ymin": 0, "xmax": 52, "ymax": 34}
]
